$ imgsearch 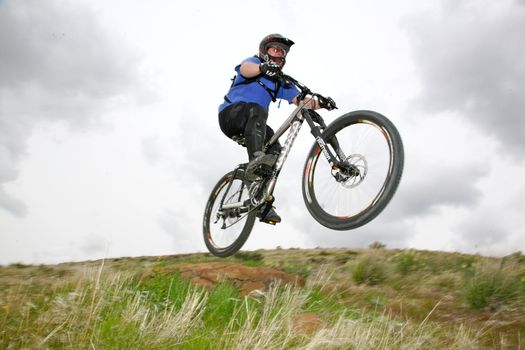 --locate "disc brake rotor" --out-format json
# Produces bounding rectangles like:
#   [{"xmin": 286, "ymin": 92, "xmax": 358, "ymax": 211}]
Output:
[{"xmin": 332, "ymin": 154, "xmax": 368, "ymax": 189}]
